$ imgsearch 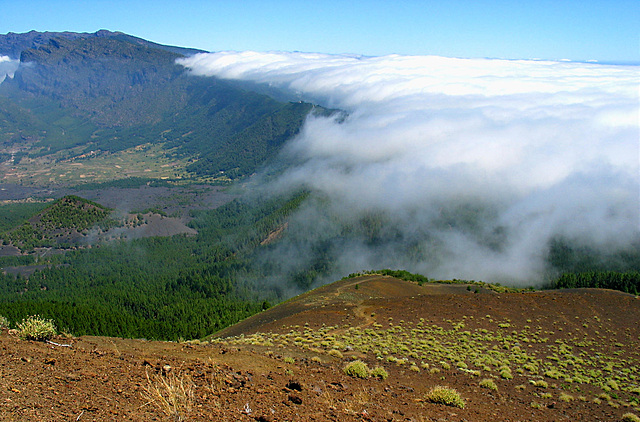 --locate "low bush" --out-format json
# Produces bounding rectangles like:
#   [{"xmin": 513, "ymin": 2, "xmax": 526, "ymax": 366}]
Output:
[
  {"xmin": 559, "ymin": 393, "xmax": 574, "ymax": 402},
  {"xmin": 479, "ymin": 378, "xmax": 498, "ymax": 391},
  {"xmin": 344, "ymin": 360, "xmax": 370, "ymax": 378},
  {"xmin": 500, "ymin": 367, "xmax": 513, "ymax": 379},
  {"xmin": 17, "ymin": 315, "xmax": 57, "ymax": 341},
  {"xmin": 424, "ymin": 386, "xmax": 465, "ymax": 409},
  {"xmin": 328, "ymin": 349, "xmax": 343, "ymax": 359},
  {"xmin": 370, "ymin": 366, "xmax": 389, "ymax": 380},
  {"xmin": 531, "ymin": 380, "xmax": 548, "ymax": 388},
  {"xmin": 622, "ymin": 413, "xmax": 640, "ymax": 422}
]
